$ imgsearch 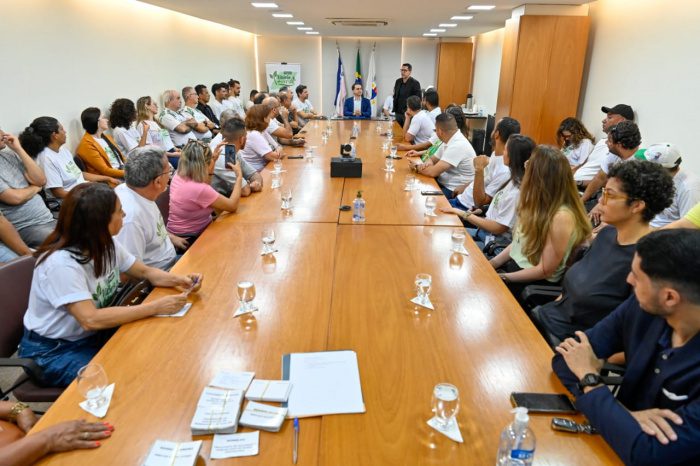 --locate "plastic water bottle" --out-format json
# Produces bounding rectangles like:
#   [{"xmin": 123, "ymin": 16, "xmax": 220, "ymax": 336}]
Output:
[
  {"xmin": 352, "ymin": 122, "xmax": 360, "ymax": 138},
  {"xmin": 352, "ymin": 191, "xmax": 366, "ymax": 223},
  {"xmin": 496, "ymin": 407, "xmax": 536, "ymax": 466}
]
